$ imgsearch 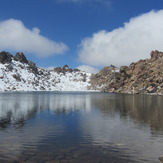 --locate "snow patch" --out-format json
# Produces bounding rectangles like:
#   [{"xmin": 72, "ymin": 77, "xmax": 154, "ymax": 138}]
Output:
[{"xmin": 0, "ymin": 59, "xmax": 92, "ymax": 92}]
